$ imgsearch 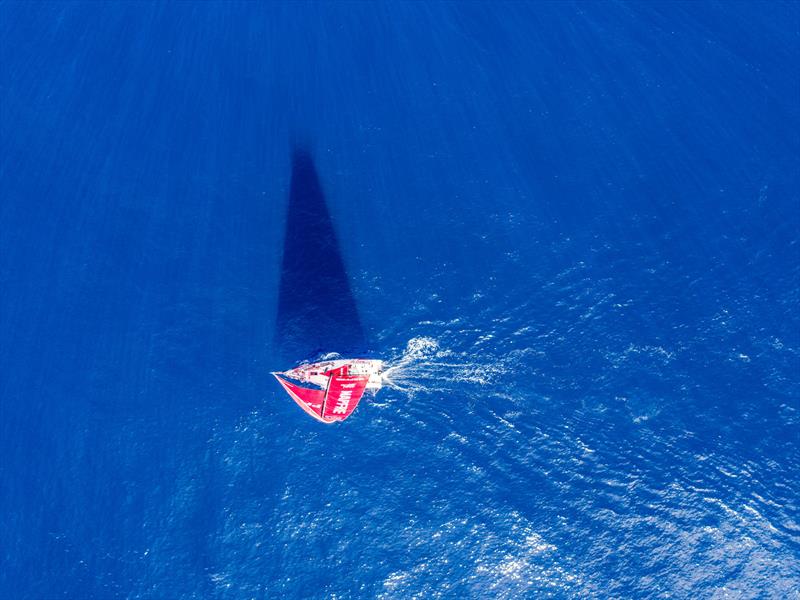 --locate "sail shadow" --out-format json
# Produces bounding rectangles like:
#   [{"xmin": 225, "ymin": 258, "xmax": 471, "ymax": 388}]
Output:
[{"xmin": 275, "ymin": 149, "xmax": 365, "ymax": 362}]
